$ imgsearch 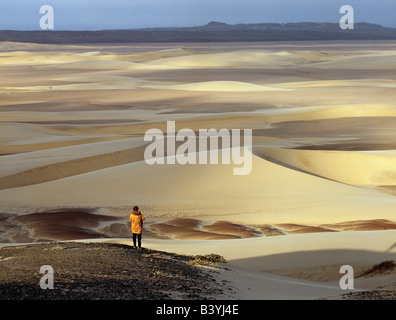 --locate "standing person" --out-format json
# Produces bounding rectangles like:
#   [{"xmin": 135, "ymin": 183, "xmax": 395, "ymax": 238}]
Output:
[{"xmin": 129, "ymin": 206, "xmax": 145, "ymax": 249}]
